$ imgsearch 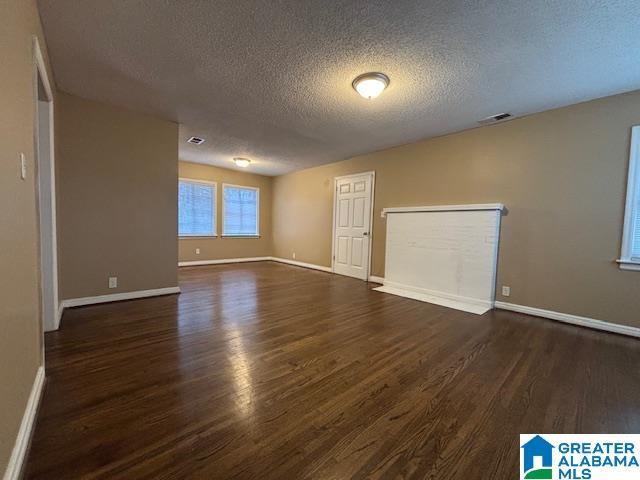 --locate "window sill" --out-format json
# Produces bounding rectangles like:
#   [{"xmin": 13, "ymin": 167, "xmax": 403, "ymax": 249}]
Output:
[
  {"xmin": 221, "ymin": 235, "xmax": 261, "ymax": 238},
  {"xmin": 179, "ymin": 235, "xmax": 218, "ymax": 239},
  {"xmin": 617, "ymin": 259, "xmax": 640, "ymax": 271}
]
